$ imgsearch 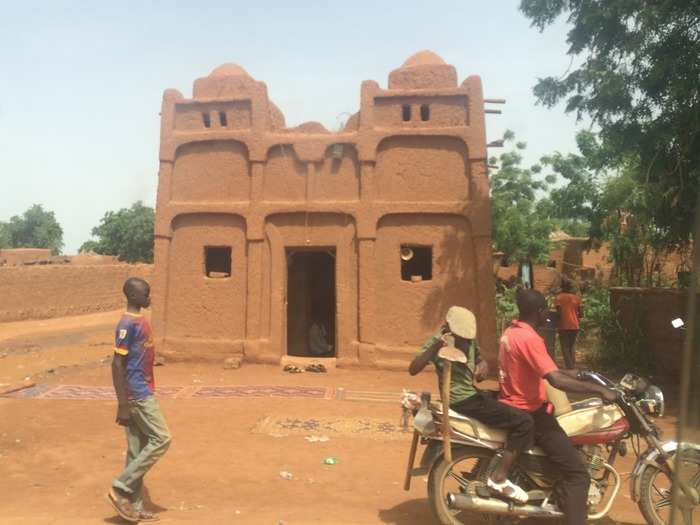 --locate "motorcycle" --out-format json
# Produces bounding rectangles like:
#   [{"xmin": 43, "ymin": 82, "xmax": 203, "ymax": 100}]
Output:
[{"xmin": 403, "ymin": 343, "xmax": 700, "ymax": 525}]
